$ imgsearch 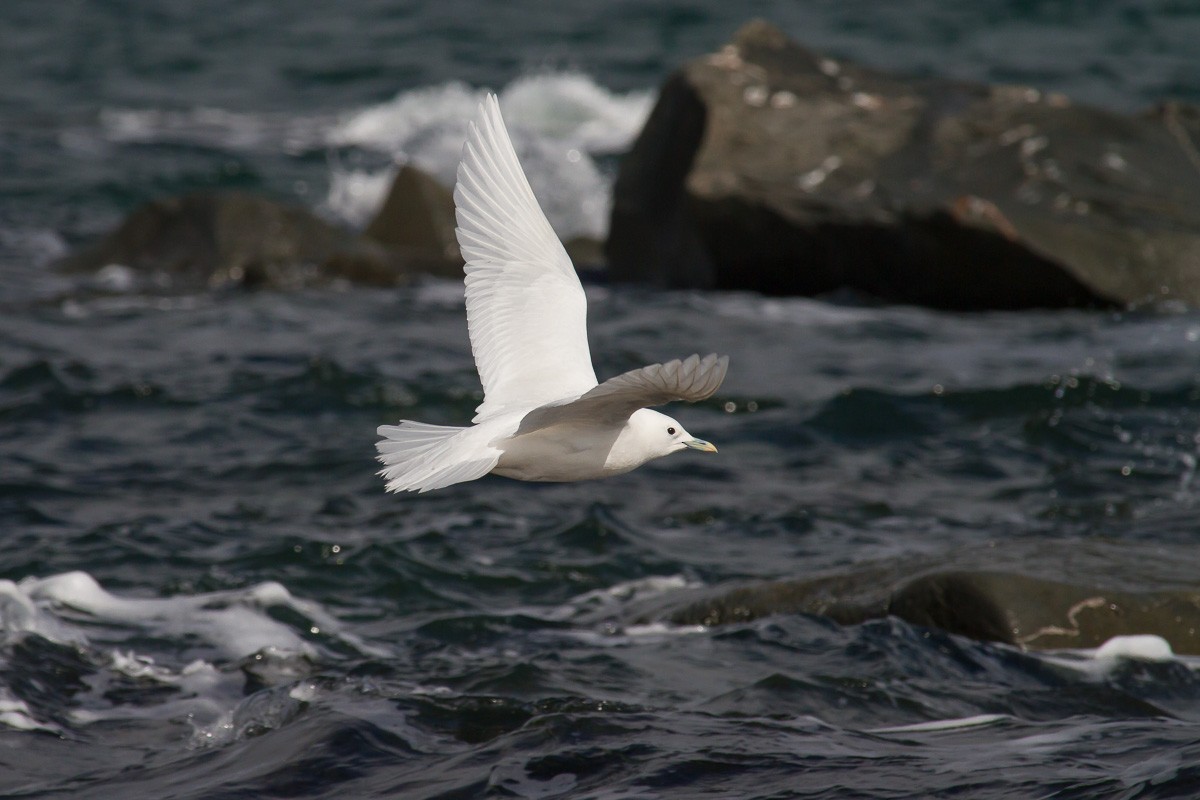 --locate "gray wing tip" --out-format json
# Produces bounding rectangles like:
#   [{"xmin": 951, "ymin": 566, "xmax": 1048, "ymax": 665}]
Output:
[
  {"xmin": 695, "ymin": 353, "xmax": 729, "ymax": 399},
  {"xmin": 712, "ymin": 352, "xmax": 730, "ymax": 384},
  {"xmin": 658, "ymin": 352, "xmax": 730, "ymax": 401}
]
